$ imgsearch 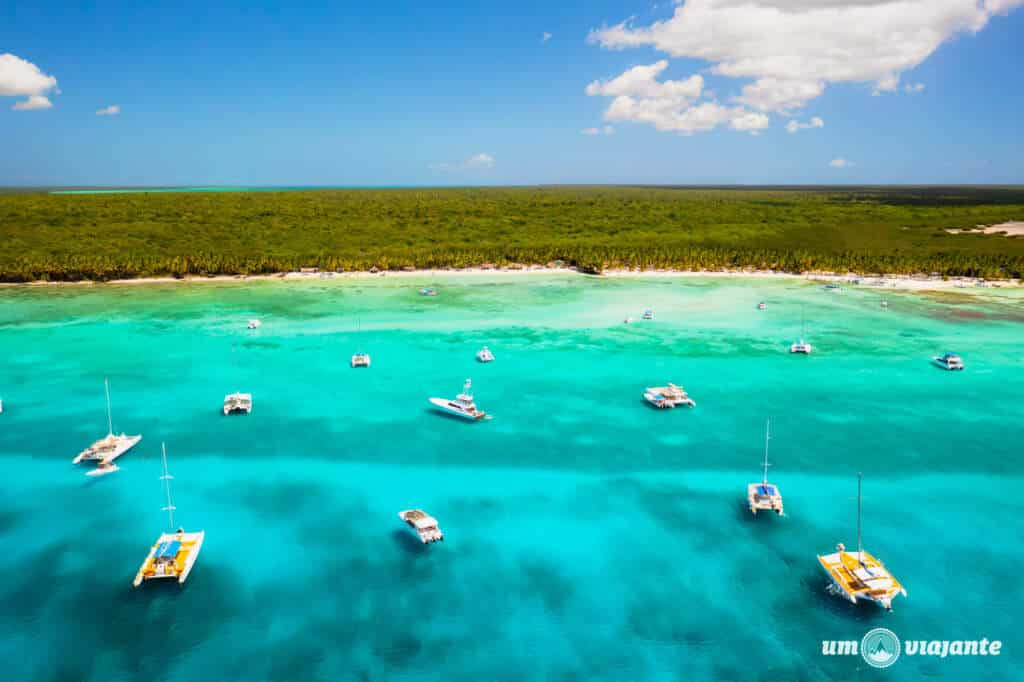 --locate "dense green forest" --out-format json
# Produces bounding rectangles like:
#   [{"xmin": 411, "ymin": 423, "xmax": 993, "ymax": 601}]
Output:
[{"xmin": 1, "ymin": 186, "xmax": 1023, "ymax": 282}]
